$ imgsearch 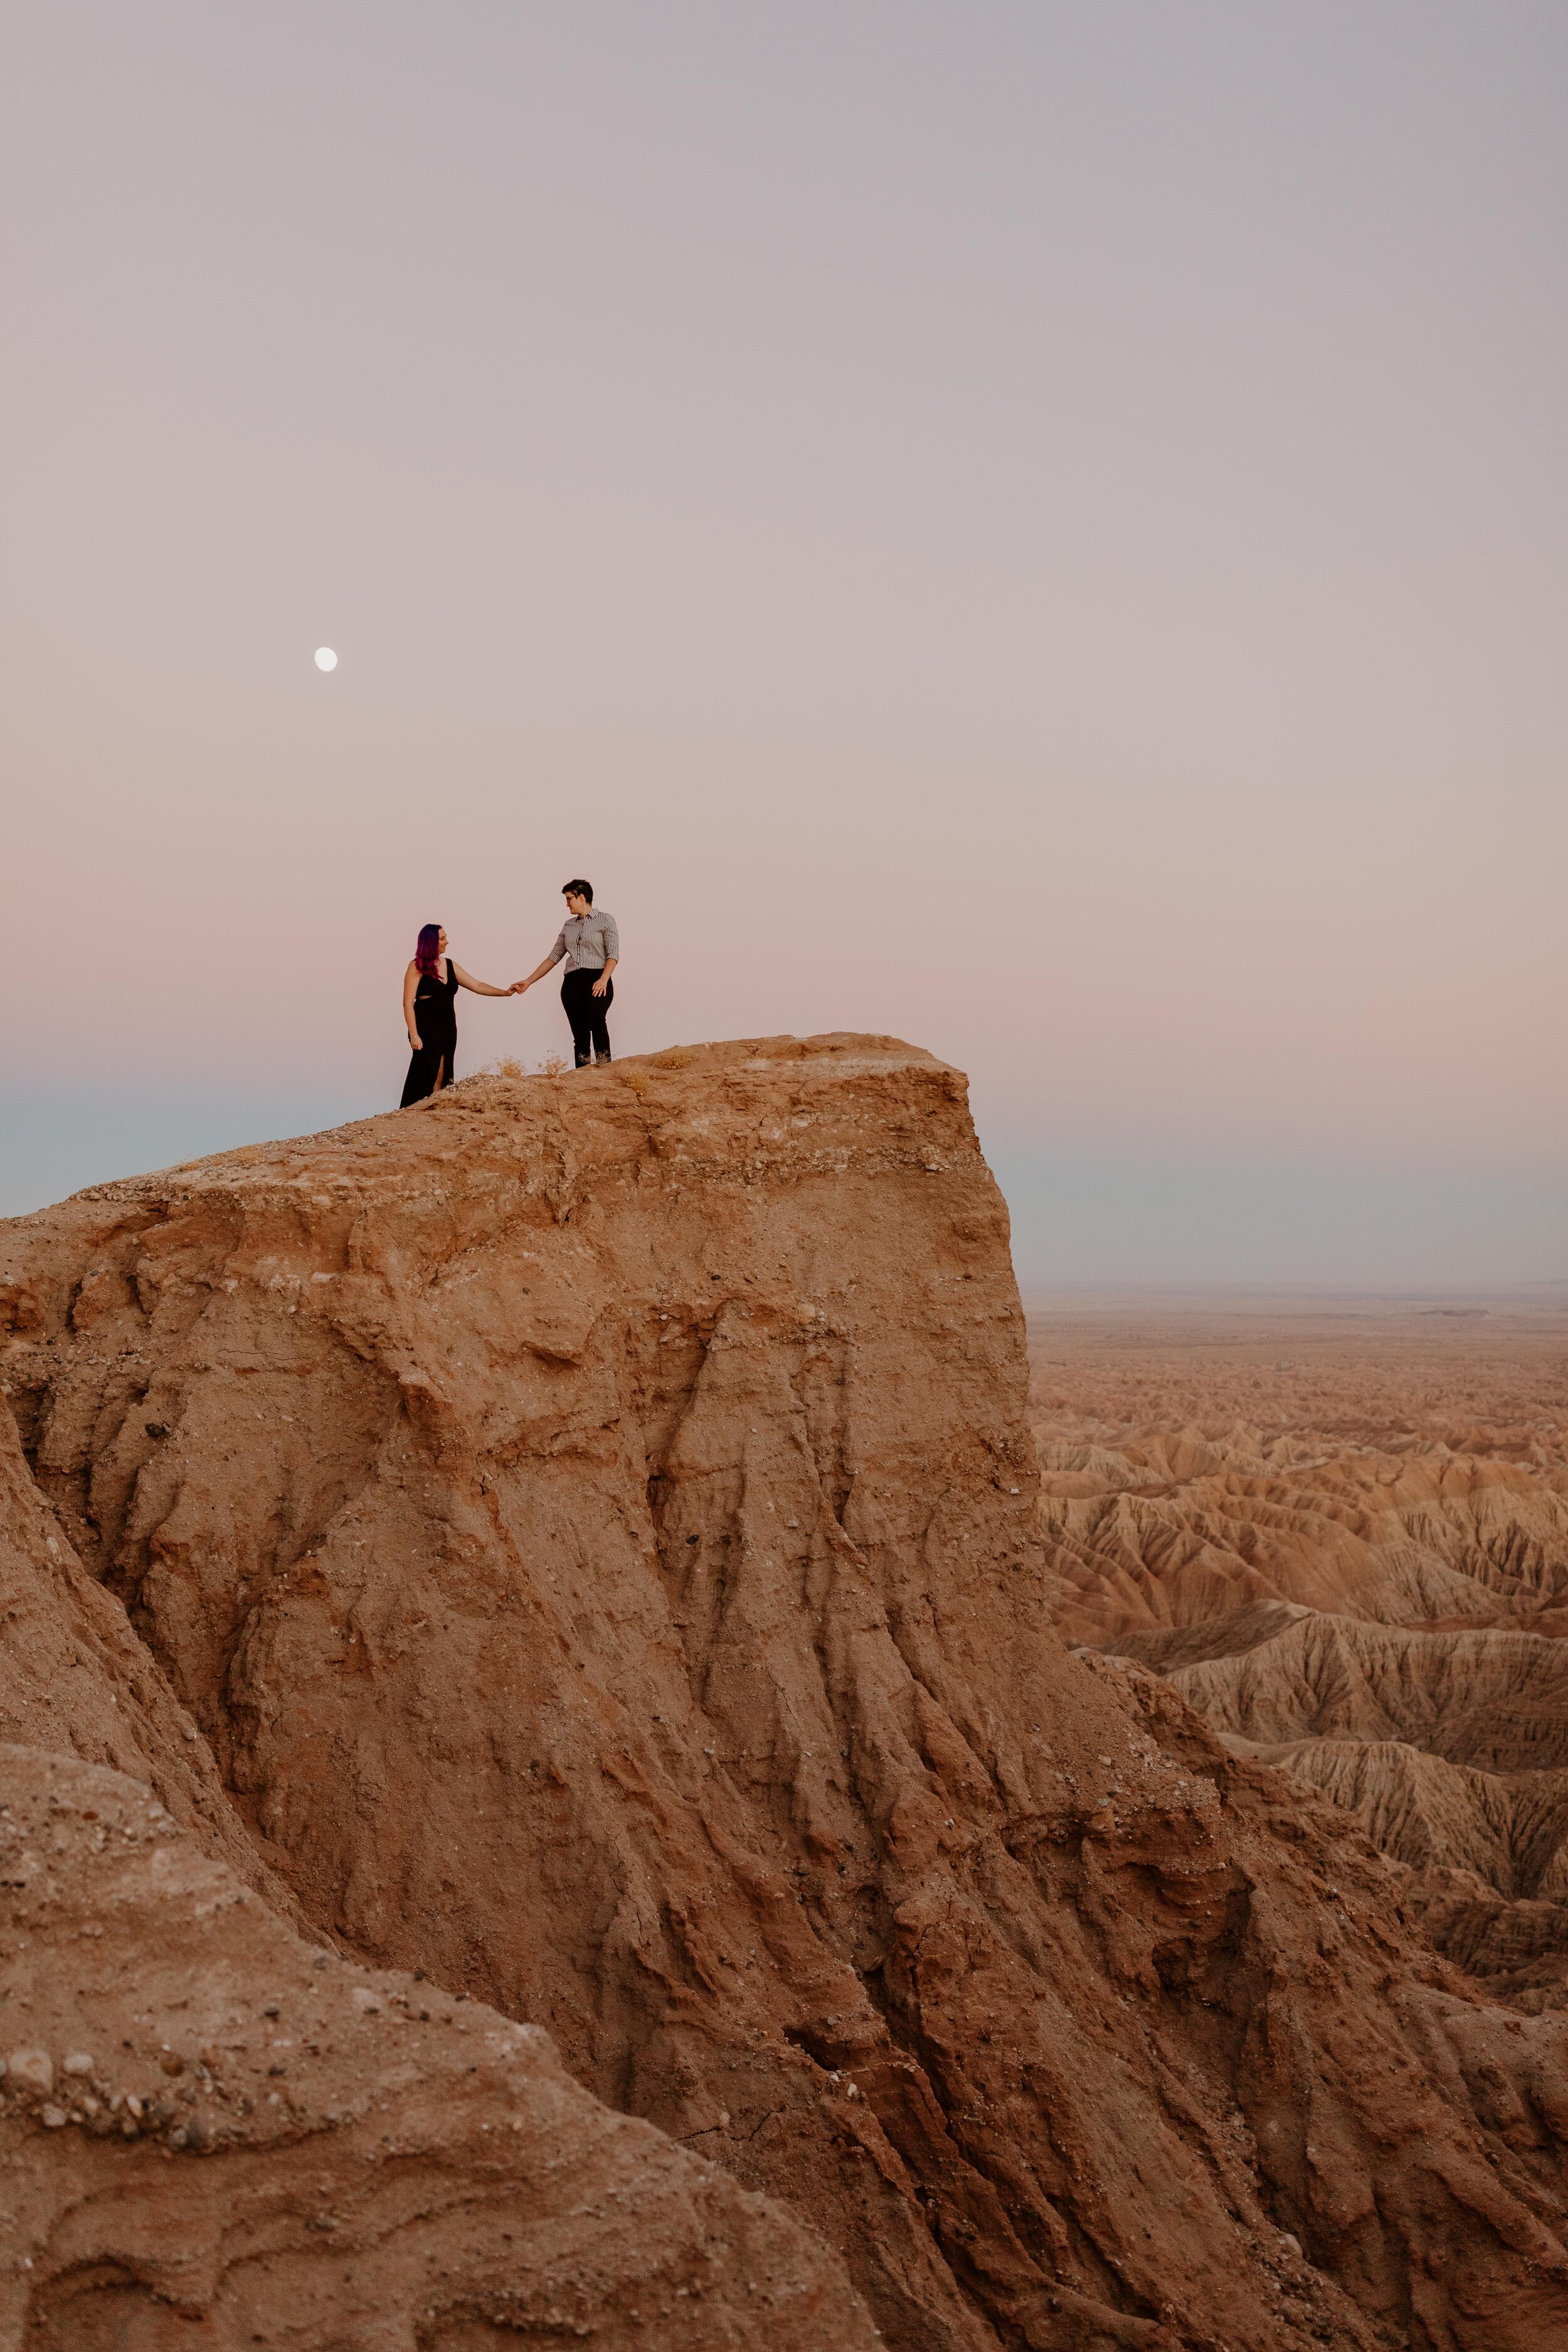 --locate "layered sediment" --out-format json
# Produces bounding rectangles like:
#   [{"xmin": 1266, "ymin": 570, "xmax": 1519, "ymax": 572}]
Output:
[{"xmin": 4, "ymin": 1040, "xmax": 1568, "ymax": 2348}]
